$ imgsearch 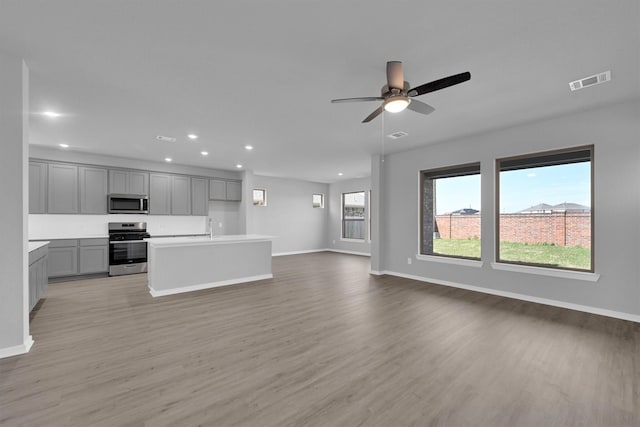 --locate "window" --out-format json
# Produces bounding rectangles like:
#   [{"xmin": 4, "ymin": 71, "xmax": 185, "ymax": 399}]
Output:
[
  {"xmin": 420, "ymin": 163, "xmax": 481, "ymax": 259},
  {"xmin": 496, "ymin": 146, "xmax": 593, "ymax": 272},
  {"xmin": 253, "ymin": 189, "xmax": 267, "ymax": 206},
  {"xmin": 312, "ymin": 193, "xmax": 324, "ymax": 208},
  {"xmin": 342, "ymin": 191, "xmax": 365, "ymax": 240}
]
